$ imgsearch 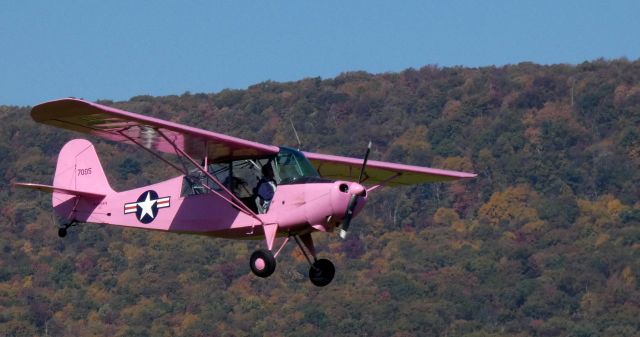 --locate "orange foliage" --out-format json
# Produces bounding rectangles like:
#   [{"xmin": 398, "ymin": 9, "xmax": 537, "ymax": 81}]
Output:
[{"xmin": 478, "ymin": 184, "xmax": 542, "ymax": 229}]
